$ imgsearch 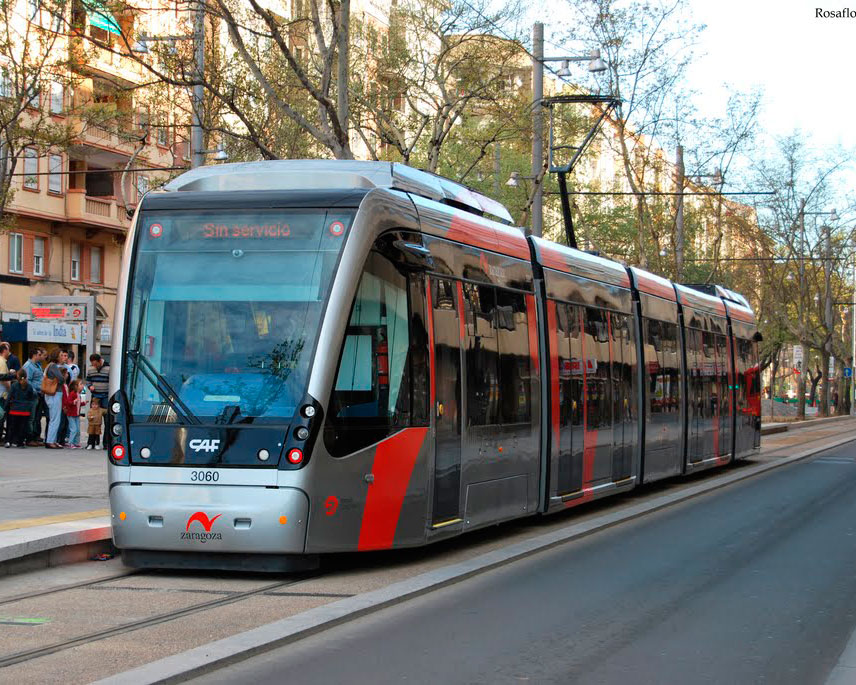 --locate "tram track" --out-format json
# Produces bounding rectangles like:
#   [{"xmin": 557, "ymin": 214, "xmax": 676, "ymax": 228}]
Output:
[
  {"xmin": 0, "ymin": 572, "xmax": 320, "ymax": 670},
  {"xmin": 0, "ymin": 570, "xmax": 143, "ymax": 608}
]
